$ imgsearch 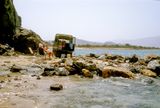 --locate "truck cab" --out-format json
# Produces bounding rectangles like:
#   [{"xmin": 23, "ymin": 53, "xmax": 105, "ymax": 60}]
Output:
[{"xmin": 53, "ymin": 34, "xmax": 76, "ymax": 57}]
